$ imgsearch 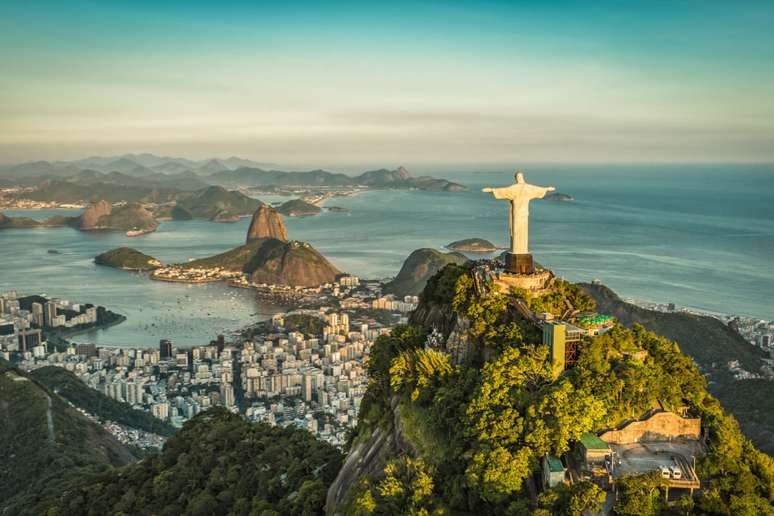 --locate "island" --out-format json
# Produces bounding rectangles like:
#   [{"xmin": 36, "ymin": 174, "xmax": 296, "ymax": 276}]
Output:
[
  {"xmin": 446, "ymin": 237, "xmax": 498, "ymax": 253},
  {"xmin": 544, "ymin": 192, "xmax": 574, "ymax": 201},
  {"xmin": 276, "ymin": 198, "xmax": 322, "ymax": 217},
  {"xmin": 94, "ymin": 247, "xmax": 162, "ymax": 271}
]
